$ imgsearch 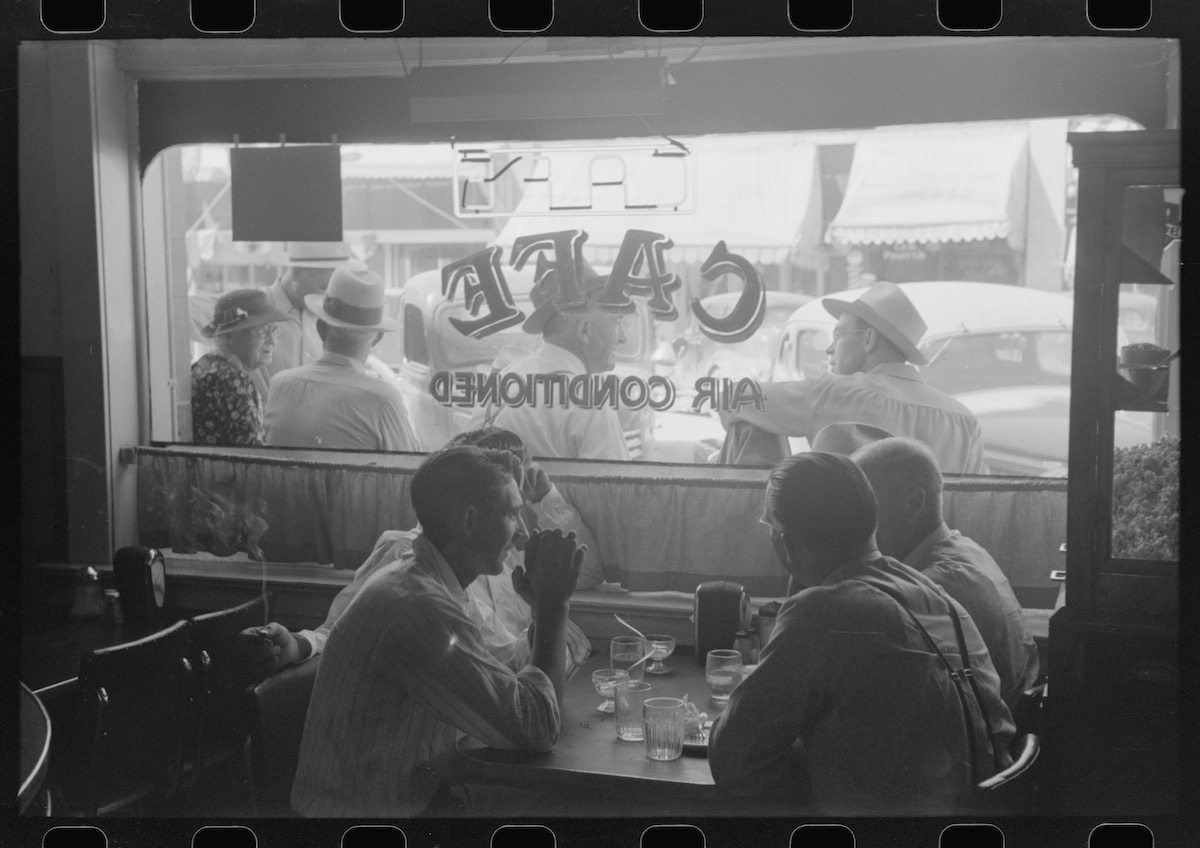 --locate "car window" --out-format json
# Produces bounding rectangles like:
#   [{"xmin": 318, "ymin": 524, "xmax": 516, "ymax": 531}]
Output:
[{"xmin": 921, "ymin": 331, "xmax": 1072, "ymax": 395}]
